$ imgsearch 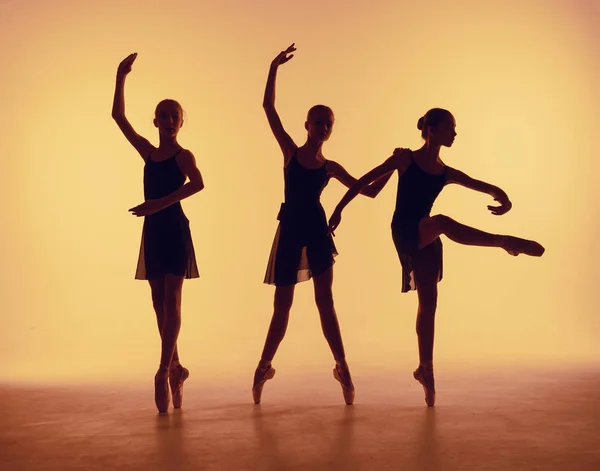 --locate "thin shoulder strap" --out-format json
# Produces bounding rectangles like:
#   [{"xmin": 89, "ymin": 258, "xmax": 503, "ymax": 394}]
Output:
[
  {"xmin": 145, "ymin": 148, "xmax": 182, "ymax": 162},
  {"xmin": 284, "ymin": 147, "xmax": 298, "ymax": 169},
  {"xmin": 406, "ymin": 149, "xmax": 416, "ymax": 168}
]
